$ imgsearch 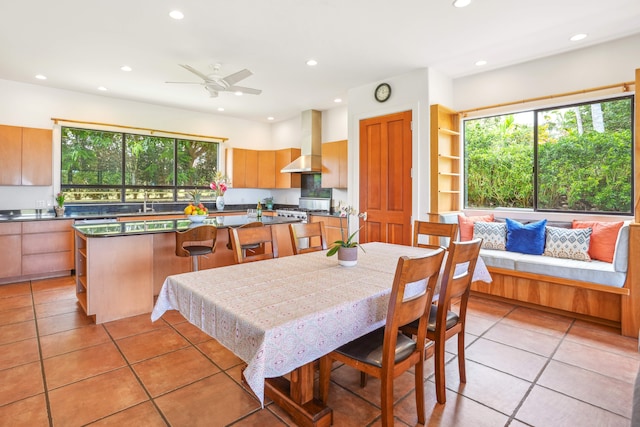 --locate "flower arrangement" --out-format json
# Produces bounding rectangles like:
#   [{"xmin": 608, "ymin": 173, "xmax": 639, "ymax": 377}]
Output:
[
  {"xmin": 326, "ymin": 202, "xmax": 368, "ymax": 257},
  {"xmin": 210, "ymin": 170, "xmax": 229, "ymax": 197},
  {"xmin": 55, "ymin": 192, "xmax": 66, "ymax": 207}
]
